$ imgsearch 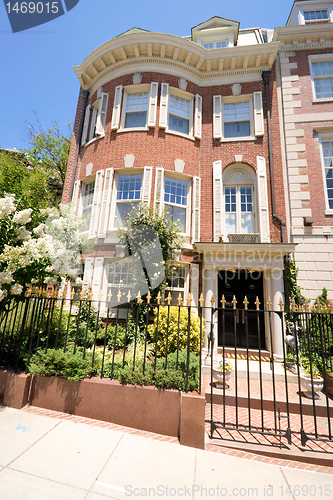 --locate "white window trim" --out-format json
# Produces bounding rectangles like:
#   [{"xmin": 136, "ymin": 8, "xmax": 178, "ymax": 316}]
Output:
[
  {"xmin": 319, "ymin": 133, "xmax": 333, "ymax": 213},
  {"xmin": 299, "ymin": 5, "xmax": 333, "ymax": 24},
  {"xmin": 79, "ymin": 175, "xmax": 96, "ymax": 233},
  {"xmin": 222, "ymin": 165, "xmax": 258, "ymax": 239},
  {"xmin": 117, "ymin": 83, "xmax": 158, "ymax": 133},
  {"xmin": 309, "ymin": 54, "xmax": 333, "ymax": 103},
  {"xmin": 160, "ymin": 85, "xmax": 196, "ymax": 141},
  {"xmin": 165, "ymin": 264, "xmax": 189, "ymax": 305},
  {"xmin": 162, "ymin": 171, "xmax": 192, "ymax": 238},
  {"xmin": 220, "ymin": 94, "xmax": 255, "ymax": 142},
  {"xmin": 108, "ymin": 168, "xmax": 144, "ymax": 231},
  {"xmin": 197, "ymin": 34, "xmax": 234, "ymax": 48}
]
